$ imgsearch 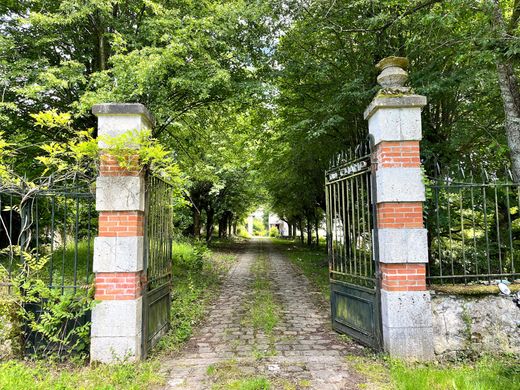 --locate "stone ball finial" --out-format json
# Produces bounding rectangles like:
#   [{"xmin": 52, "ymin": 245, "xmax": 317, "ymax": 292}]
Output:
[{"xmin": 376, "ymin": 56, "xmax": 410, "ymax": 90}]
